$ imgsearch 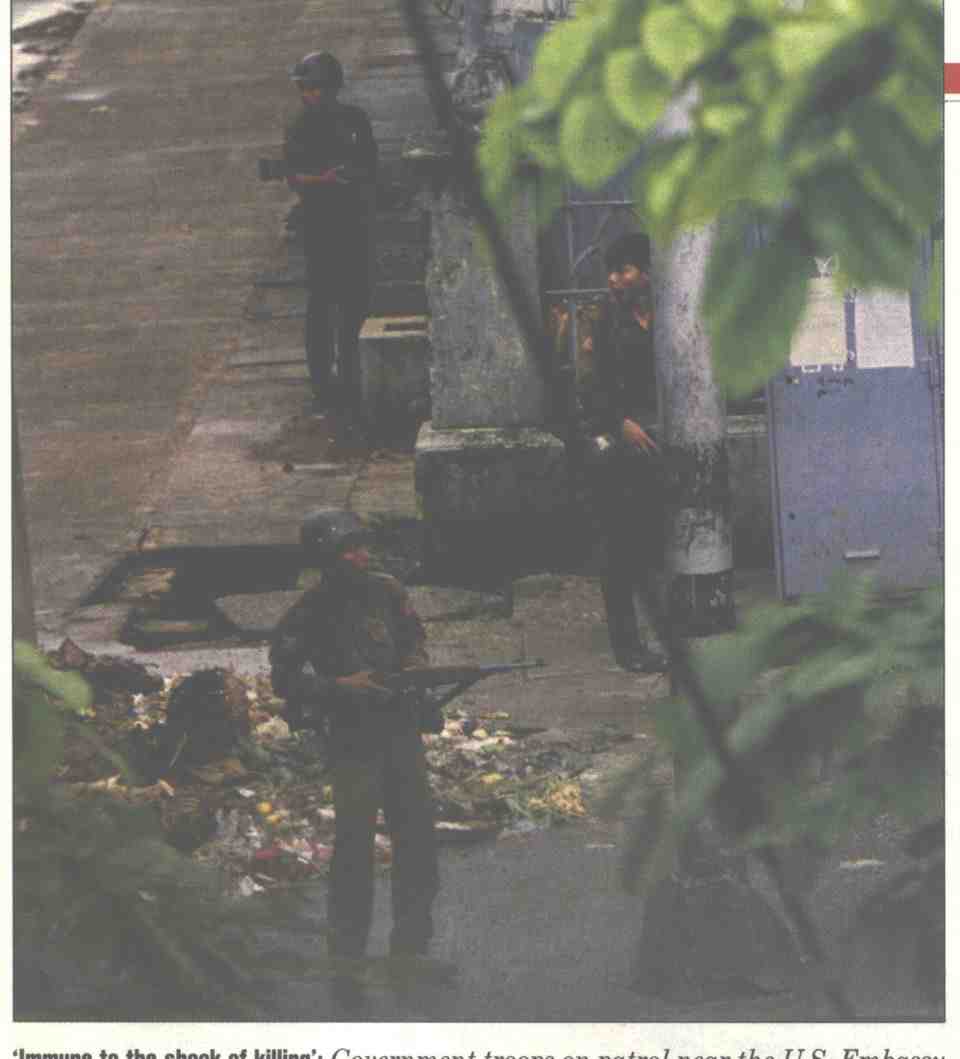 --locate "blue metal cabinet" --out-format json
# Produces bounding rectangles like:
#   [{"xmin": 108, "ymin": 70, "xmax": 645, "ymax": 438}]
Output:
[{"xmin": 768, "ymin": 255, "xmax": 943, "ymax": 598}]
